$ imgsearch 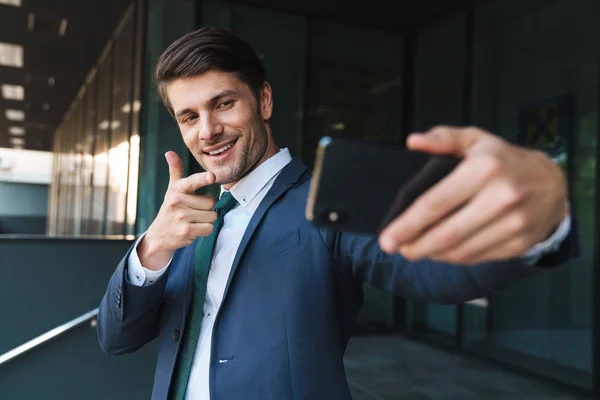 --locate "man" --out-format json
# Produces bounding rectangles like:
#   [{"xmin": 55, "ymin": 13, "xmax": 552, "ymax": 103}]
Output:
[{"xmin": 98, "ymin": 27, "xmax": 574, "ymax": 400}]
